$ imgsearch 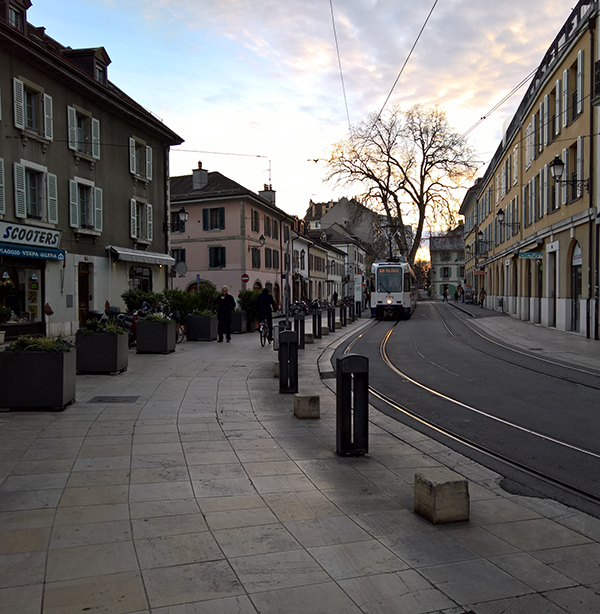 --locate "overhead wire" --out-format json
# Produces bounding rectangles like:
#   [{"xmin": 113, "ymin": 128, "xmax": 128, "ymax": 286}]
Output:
[{"xmin": 329, "ymin": 0, "xmax": 351, "ymax": 131}]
